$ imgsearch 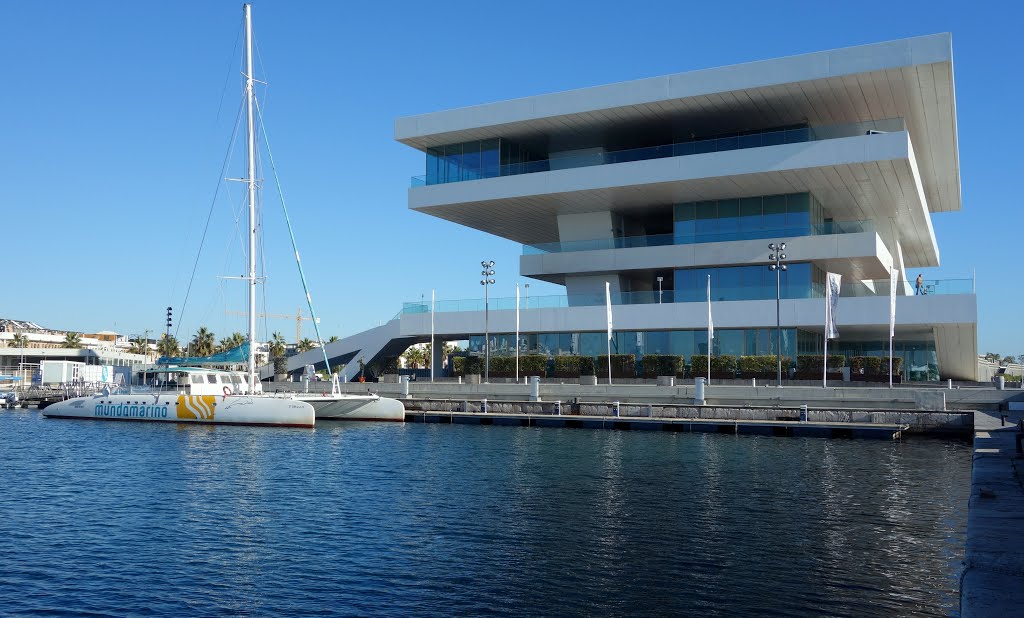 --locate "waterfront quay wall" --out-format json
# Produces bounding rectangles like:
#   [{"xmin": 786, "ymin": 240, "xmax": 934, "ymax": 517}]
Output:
[
  {"xmin": 284, "ymin": 380, "xmax": 1021, "ymax": 413},
  {"xmin": 960, "ymin": 410, "xmax": 1024, "ymax": 616},
  {"xmin": 399, "ymin": 398, "xmax": 970, "ymax": 436}
]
